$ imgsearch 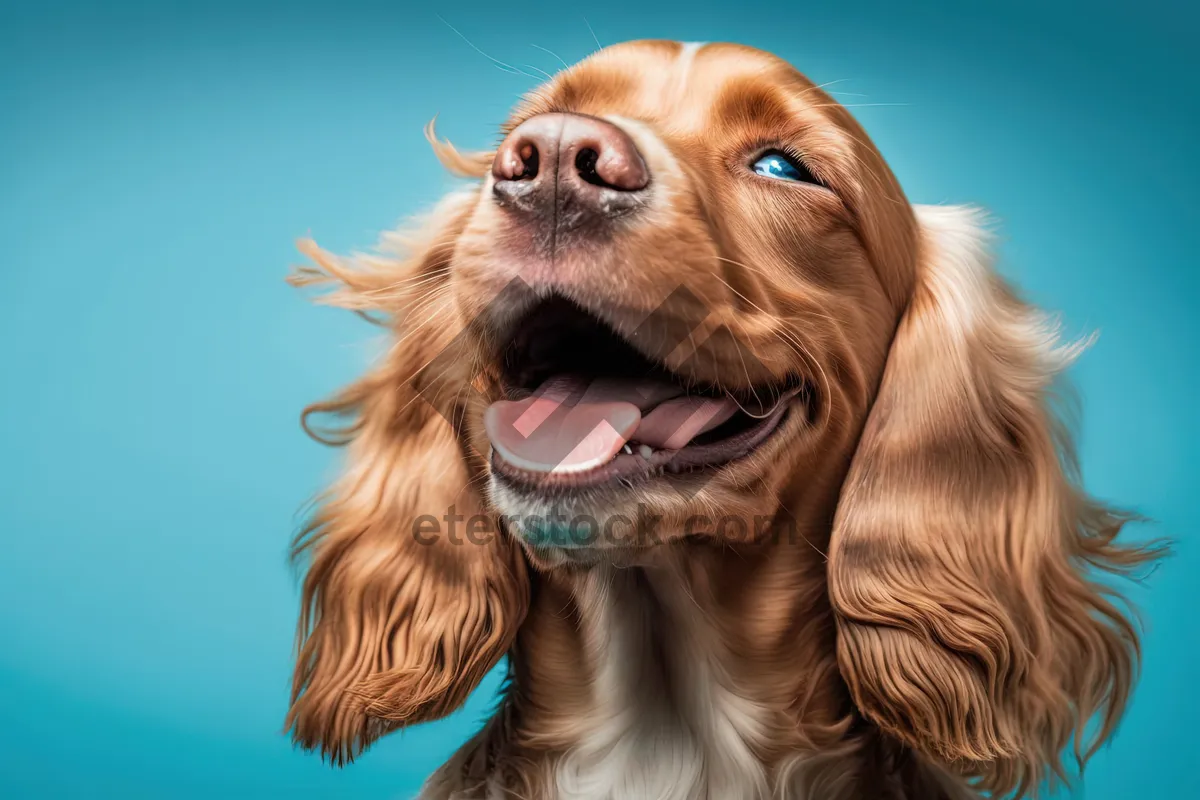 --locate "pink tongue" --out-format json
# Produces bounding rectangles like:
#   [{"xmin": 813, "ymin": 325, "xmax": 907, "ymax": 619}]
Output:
[
  {"xmin": 483, "ymin": 375, "xmax": 739, "ymax": 474},
  {"xmin": 637, "ymin": 395, "xmax": 739, "ymax": 450}
]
